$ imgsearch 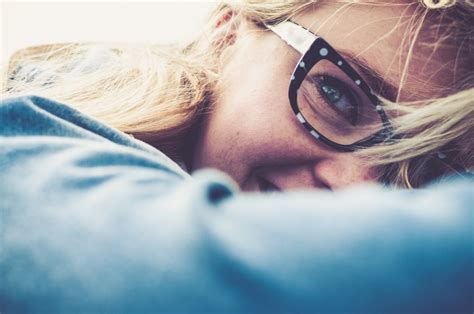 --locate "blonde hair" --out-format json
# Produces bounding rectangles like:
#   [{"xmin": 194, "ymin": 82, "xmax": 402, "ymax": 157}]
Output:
[{"xmin": 2, "ymin": 0, "xmax": 473, "ymax": 188}]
